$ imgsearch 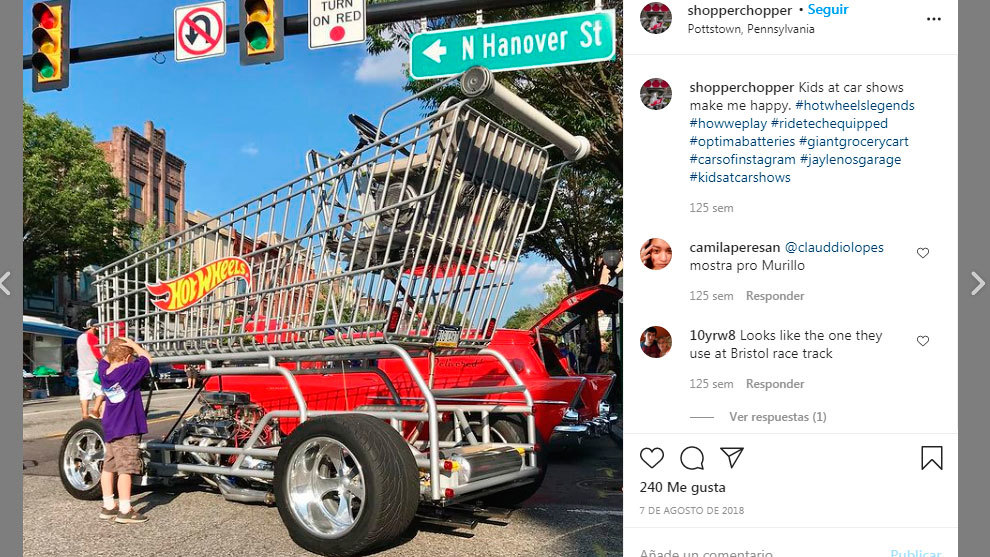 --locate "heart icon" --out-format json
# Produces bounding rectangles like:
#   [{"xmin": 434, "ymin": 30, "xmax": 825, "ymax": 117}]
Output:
[
  {"xmin": 917, "ymin": 248, "xmax": 929, "ymax": 258},
  {"xmin": 917, "ymin": 336, "xmax": 930, "ymax": 346},
  {"xmin": 640, "ymin": 447, "xmax": 664, "ymax": 468}
]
